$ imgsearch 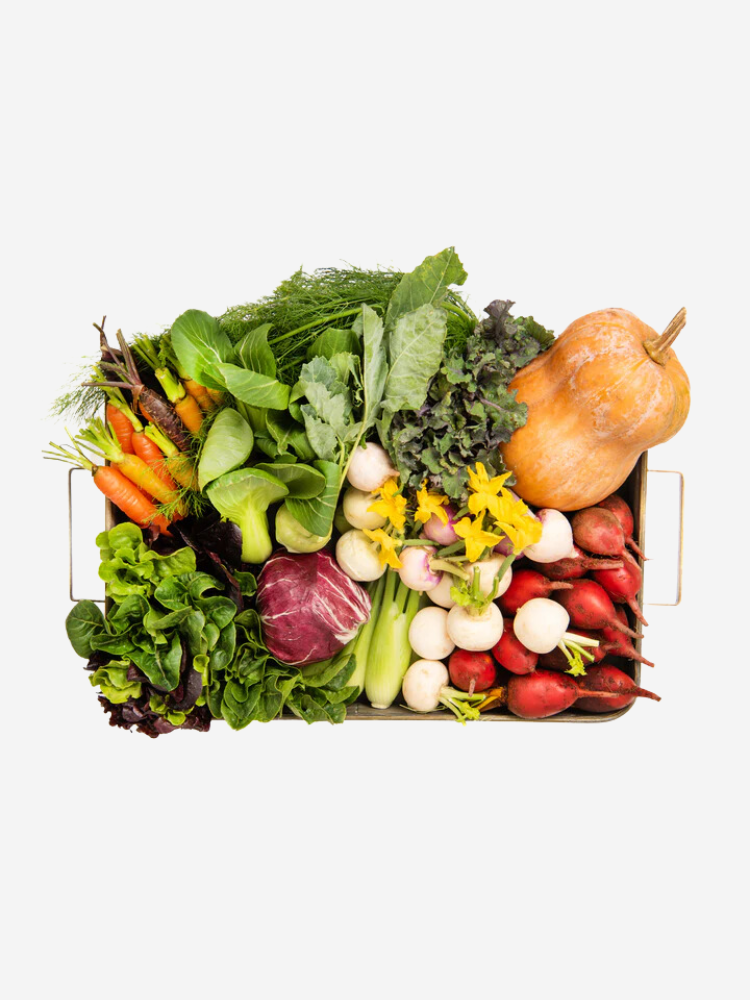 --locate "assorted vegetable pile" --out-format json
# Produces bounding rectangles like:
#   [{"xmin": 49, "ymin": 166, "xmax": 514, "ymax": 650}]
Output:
[{"xmin": 48, "ymin": 247, "xmax": 689, "ymax": 735}]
